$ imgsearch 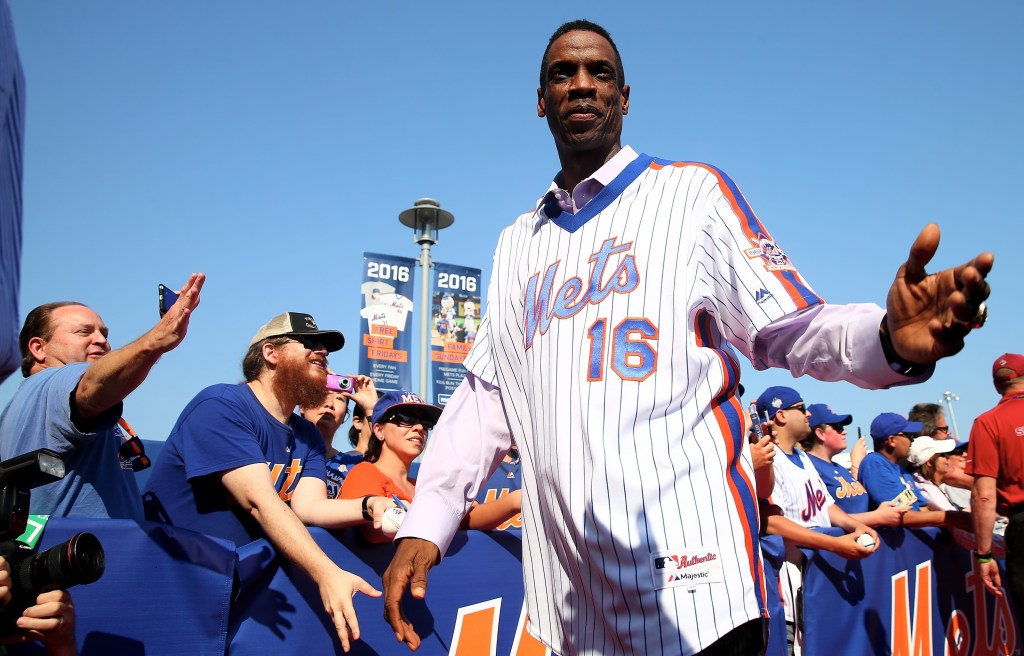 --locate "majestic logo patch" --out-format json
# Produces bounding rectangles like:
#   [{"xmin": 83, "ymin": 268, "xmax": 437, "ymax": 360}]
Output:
[
  {"xmin": 745, "ymin": 236, "xmax": 796, "ymax": 272},
  {"xmin": 754, "ymin": 288, "xmax": 773, "ymax": 305}
]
